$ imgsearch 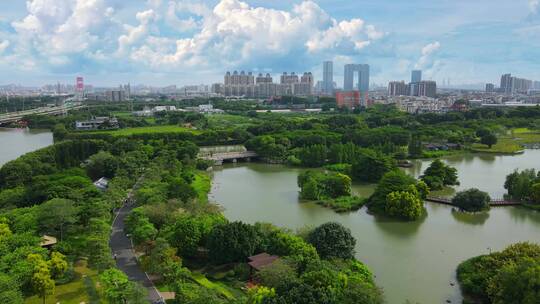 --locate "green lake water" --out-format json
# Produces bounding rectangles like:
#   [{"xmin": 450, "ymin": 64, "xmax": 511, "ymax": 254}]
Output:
[
  {"xmin": 209, "ymin": 150, "xmax": 540, "ymax": 304},
  {"xmin": 0, "ymin": 128, "xmax": 53, "ymax": 166}
]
